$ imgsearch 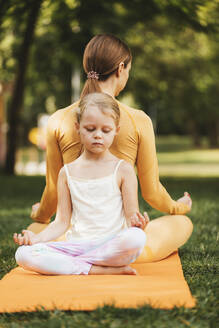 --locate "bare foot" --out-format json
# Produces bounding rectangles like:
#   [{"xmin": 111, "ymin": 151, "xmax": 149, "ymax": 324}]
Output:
[{"xmin": 88, "ymin": 265, "xmax": 137, "ymax": 275}]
